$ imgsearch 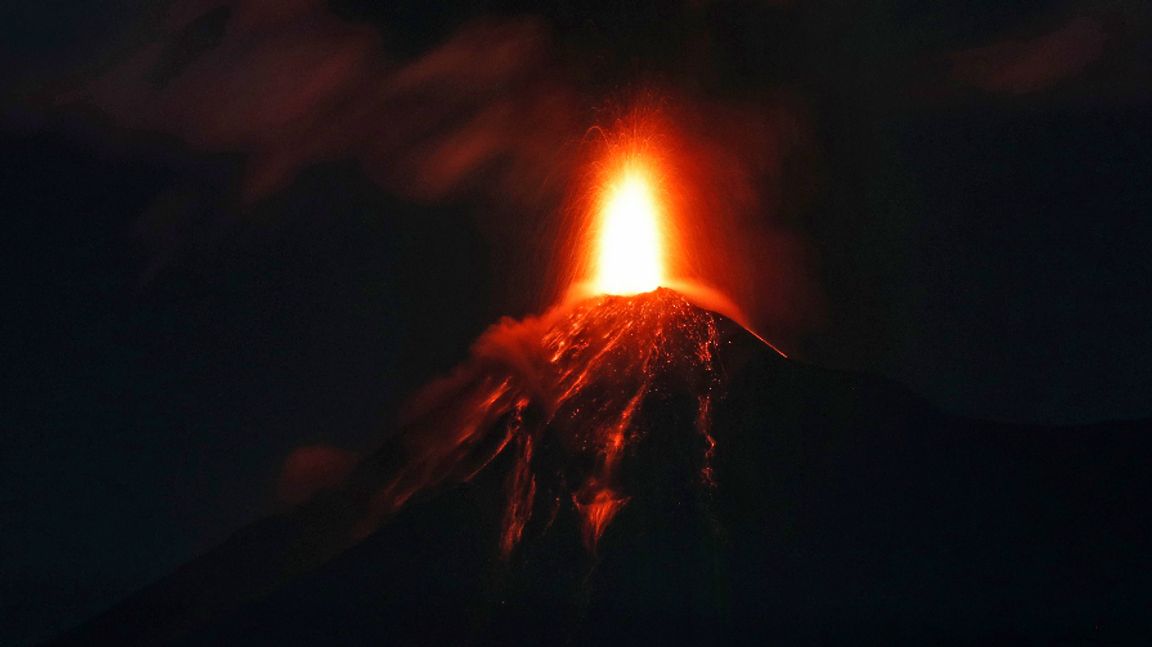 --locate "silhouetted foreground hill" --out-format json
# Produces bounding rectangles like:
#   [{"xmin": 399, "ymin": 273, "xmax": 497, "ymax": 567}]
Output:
[{"xmin": 58, "ymin": 304, "xmax": 1152, "ymax": 645}]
